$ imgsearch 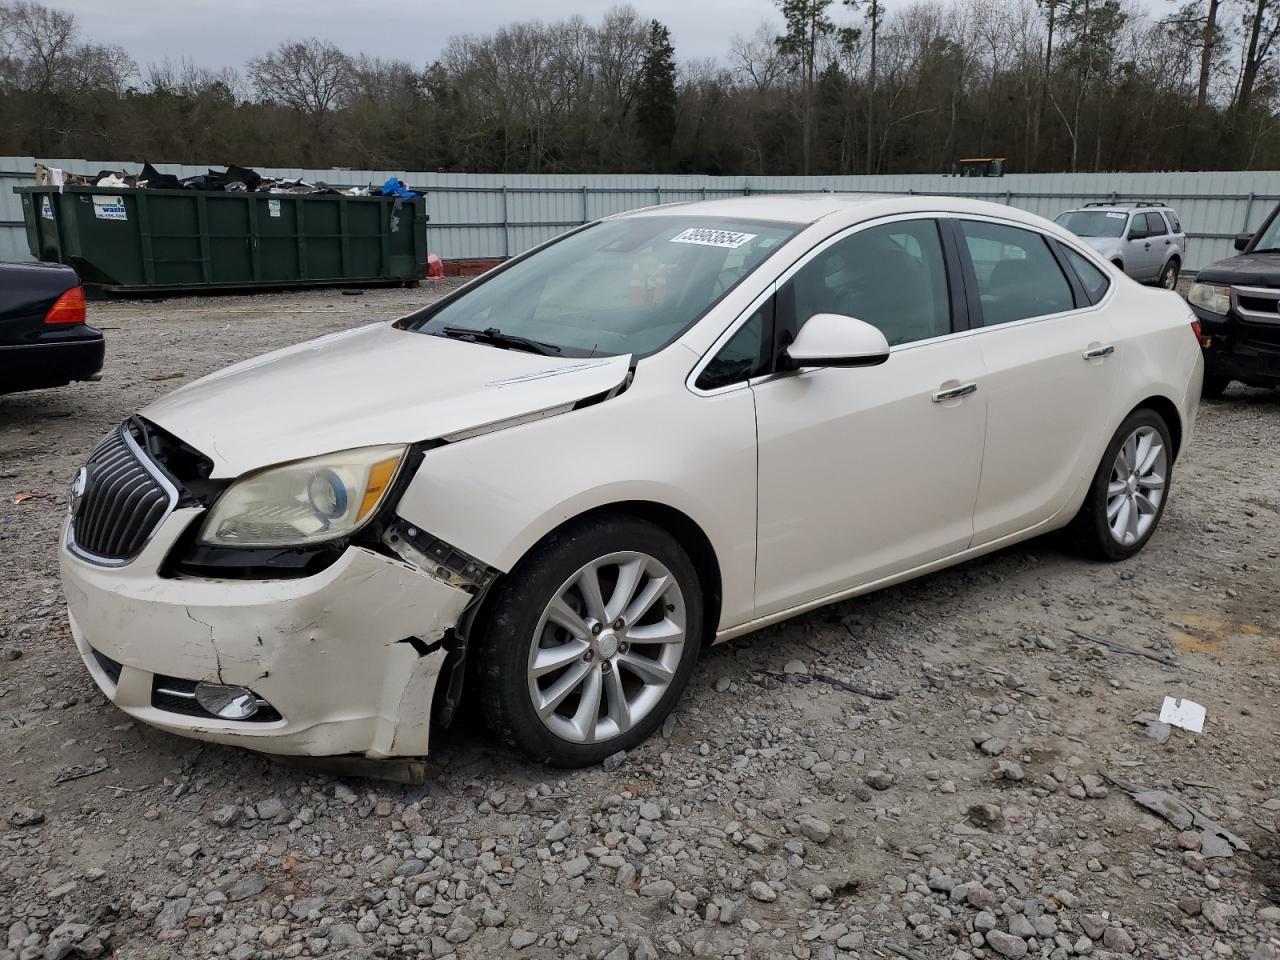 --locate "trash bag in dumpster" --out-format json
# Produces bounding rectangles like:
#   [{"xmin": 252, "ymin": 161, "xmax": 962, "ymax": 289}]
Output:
[{"xmin": 377, "ymin": 177, "xmax": 418, "ymax": 201}]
